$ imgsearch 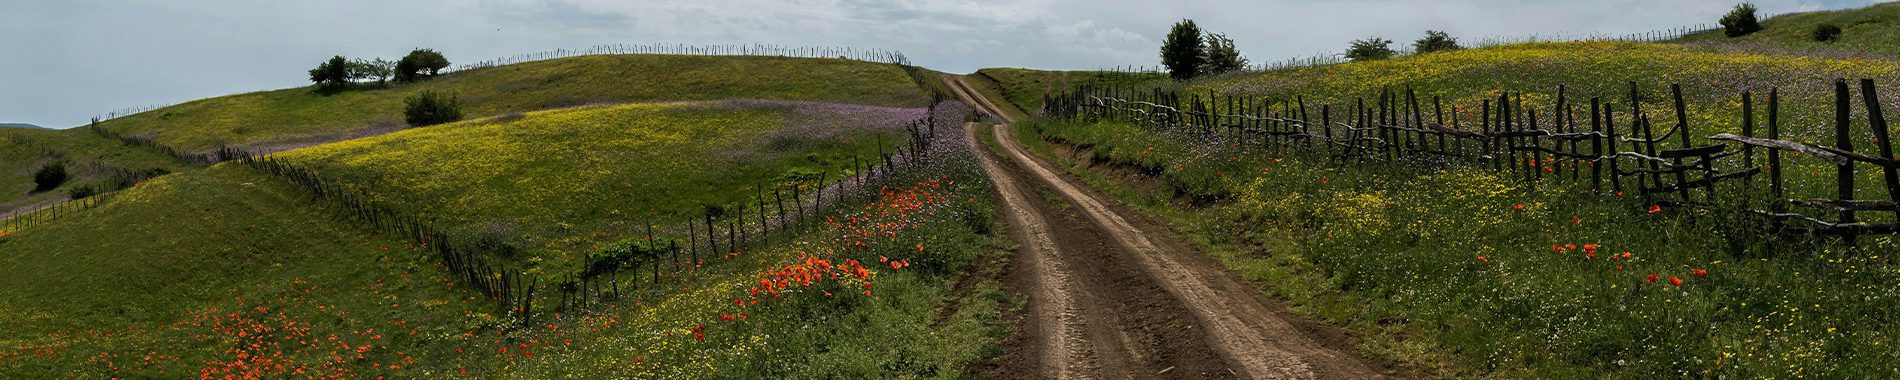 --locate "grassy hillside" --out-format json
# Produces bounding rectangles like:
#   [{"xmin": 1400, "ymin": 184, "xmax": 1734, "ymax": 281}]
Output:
[
  {"xmin": 973, "ymin": 68, "xmax": 1169, "ymax": 117},
  {"xmin": 0, "ymin": 166, "xmax": 488, "ymax": 377},
  {"xmin": 95, "ymin": 54, "xmax": 937, "ymax": 152},
  {"xmin": 276, "ymin": 100, "xmax": 935, "ymax": 265},
  {"xmin": 1679, "ymin": 2, "xmax": 1900, "ymax": 56},
  {"xmin": 0, "ymin": 128, "xmax": 179, "ymax": 216}
]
